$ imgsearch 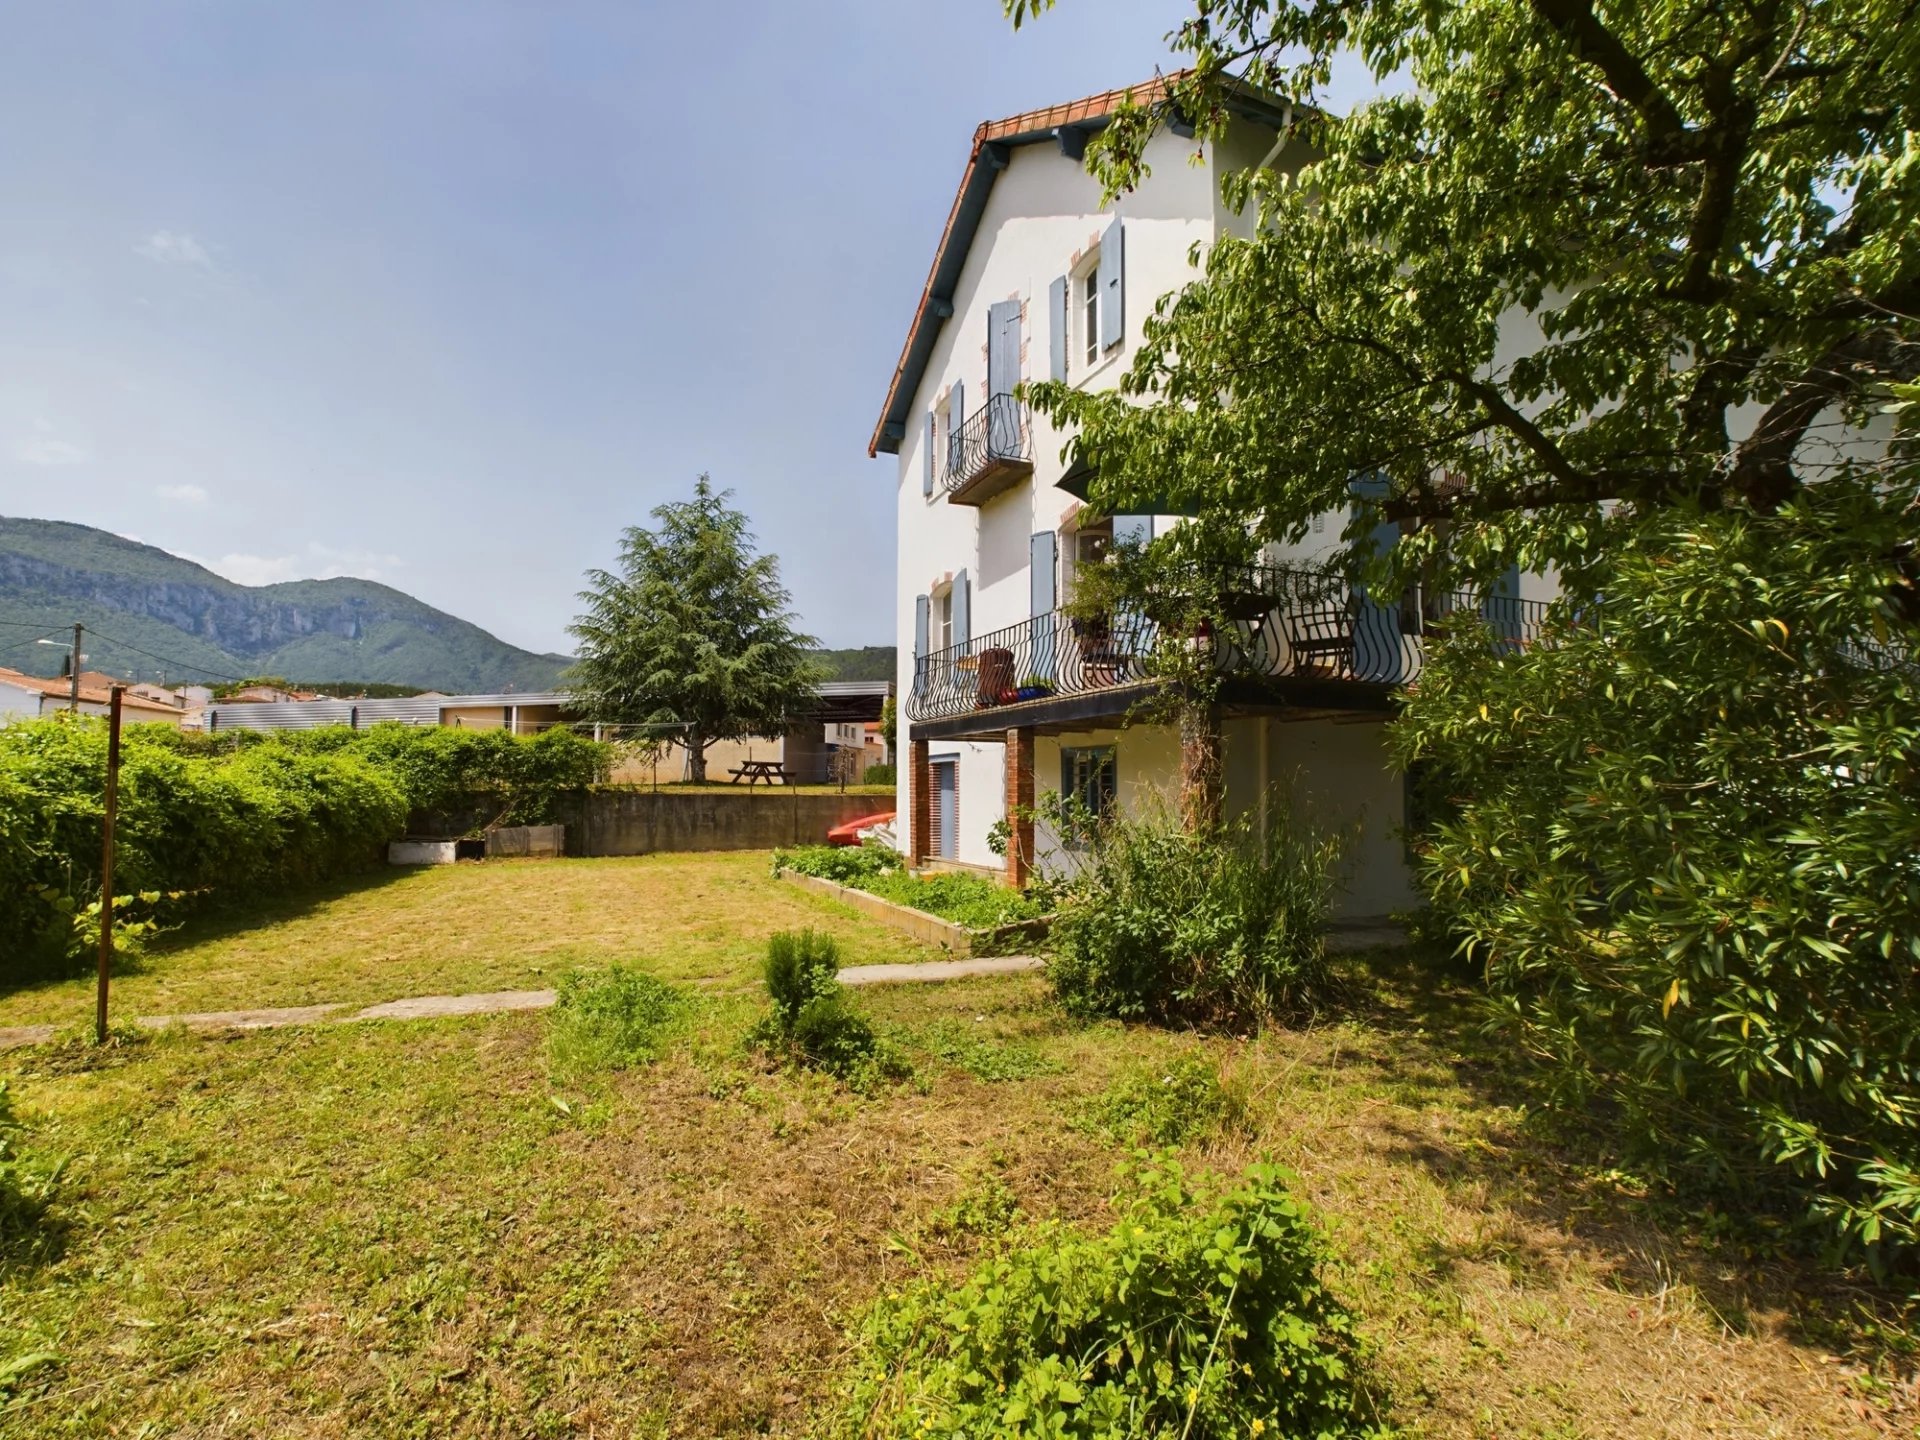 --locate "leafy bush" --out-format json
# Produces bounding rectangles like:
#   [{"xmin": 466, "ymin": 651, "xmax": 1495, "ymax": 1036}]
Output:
[
  {"xmin": 751, "ymin": 928, "xmax": 900, "ymax": 1089},
  {"xmin": 864, "ymin": 763, "xmax": 897, "ymax": 787},
  {"xmin": 774, "ymin": 842, "xmax": 903, "ymax": 886},
  {"xmin": 0, "ymin": 718, "xmax": 613, "ymax": 985},
  {"xmin": 547, "ymin": 967, "xmax": 686, "ymax": 1077},
  {"xmin": 1078, "ymin": 1054, "xmax": 1244, "ymax": 1148},
  {"xmin": 830, "ymin": 1157, "xmax": 1377, "ymax": 1439},
  {"xmin": 1046, "ymin": 806, "xmax": 1346, "ymax": 1030},
  {"xmin": 1400, "ymin": 475, "xmax": 1920, "ymax": 1263}
]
